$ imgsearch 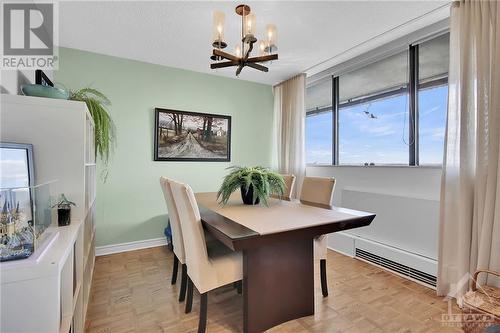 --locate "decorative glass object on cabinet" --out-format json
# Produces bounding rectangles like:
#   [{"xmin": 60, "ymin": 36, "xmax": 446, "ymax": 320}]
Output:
[{"xmin": 0, "ymin": 182, "xmax": 54, "ymax": 261}]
